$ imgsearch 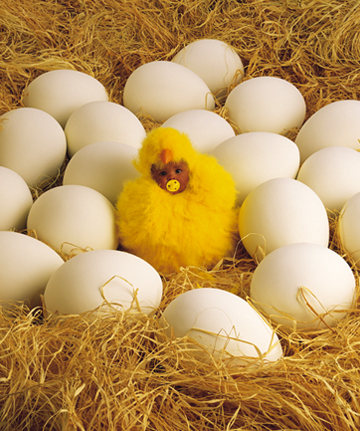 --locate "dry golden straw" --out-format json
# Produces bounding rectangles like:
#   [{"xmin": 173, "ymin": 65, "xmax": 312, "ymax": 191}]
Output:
[{"xmin": 1, "ymin": 0, "xmax": 360, "ymax": 429}]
